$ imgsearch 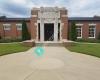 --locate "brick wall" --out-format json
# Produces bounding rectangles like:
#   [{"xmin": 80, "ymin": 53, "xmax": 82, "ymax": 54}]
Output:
[
  {"xmin": 68, "ymin": 21, "xmax": 100, "ymax": 39},
  {"xmin": 30, "ymin": 9, "xmax": 38, "ymax": 40},
  {"xmin": 60, "ymin": 9, "xmax": 68, "ymax": 40},
  {"xmin": 0, "ymin": 21, "xmax": 30, "ymax": 39}
]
